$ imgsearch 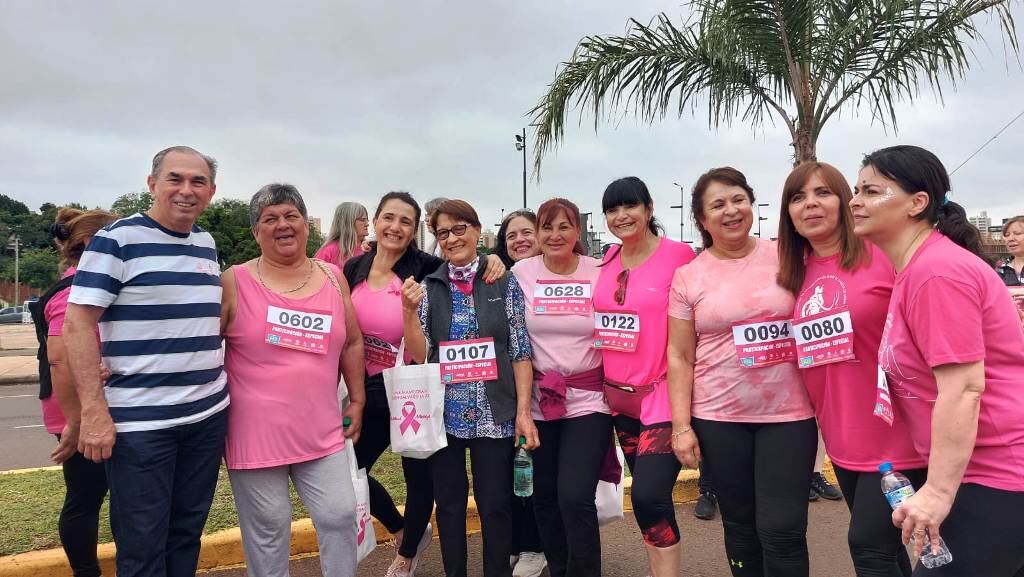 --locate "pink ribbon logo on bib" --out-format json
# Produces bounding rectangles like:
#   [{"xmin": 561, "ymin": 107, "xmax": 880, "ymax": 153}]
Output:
[{"xmin": 399, "ymin": 401, "xmax": 421, "ymax": 435}]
